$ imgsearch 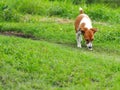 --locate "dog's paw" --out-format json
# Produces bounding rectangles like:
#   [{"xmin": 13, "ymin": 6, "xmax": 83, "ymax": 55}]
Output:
[{"xmin": 77, "ymin": 44, "xmax": 82, "ymax": 48}]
